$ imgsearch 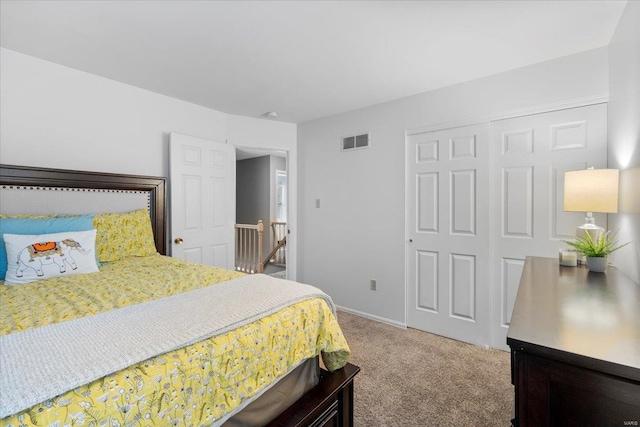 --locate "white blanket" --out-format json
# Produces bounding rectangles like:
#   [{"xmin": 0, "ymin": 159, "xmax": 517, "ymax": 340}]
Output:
[{"xmin": 0, "ymin": 274, "xmax": 335, "ymax": 418}]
